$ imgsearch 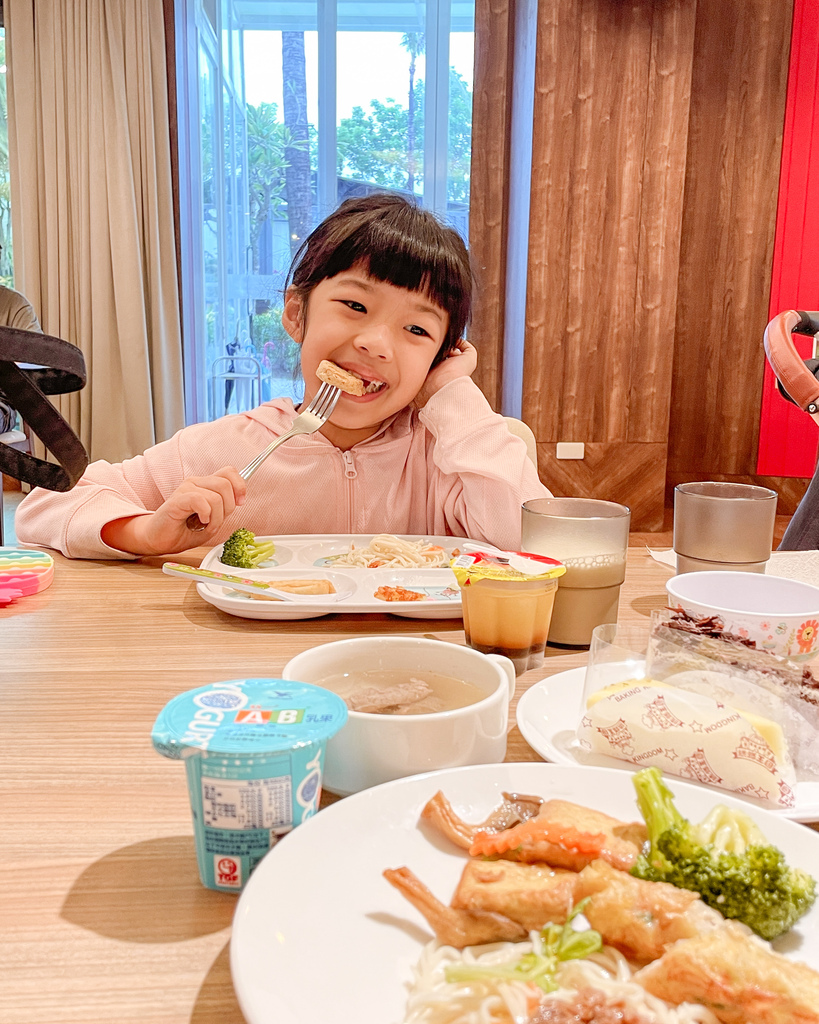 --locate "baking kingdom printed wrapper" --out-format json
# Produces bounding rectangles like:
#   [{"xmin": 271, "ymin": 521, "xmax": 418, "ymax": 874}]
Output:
[{"xmin": 574, "ymin": 683, "xmax": 797, "ymax": 808}]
